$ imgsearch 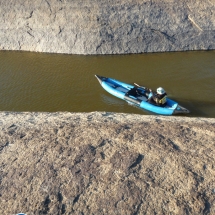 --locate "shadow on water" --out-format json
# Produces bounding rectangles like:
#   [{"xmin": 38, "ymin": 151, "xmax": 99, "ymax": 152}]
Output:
[{"xmin": 101, "ymin": 94, "xmax": 215, "ymax": 118}]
